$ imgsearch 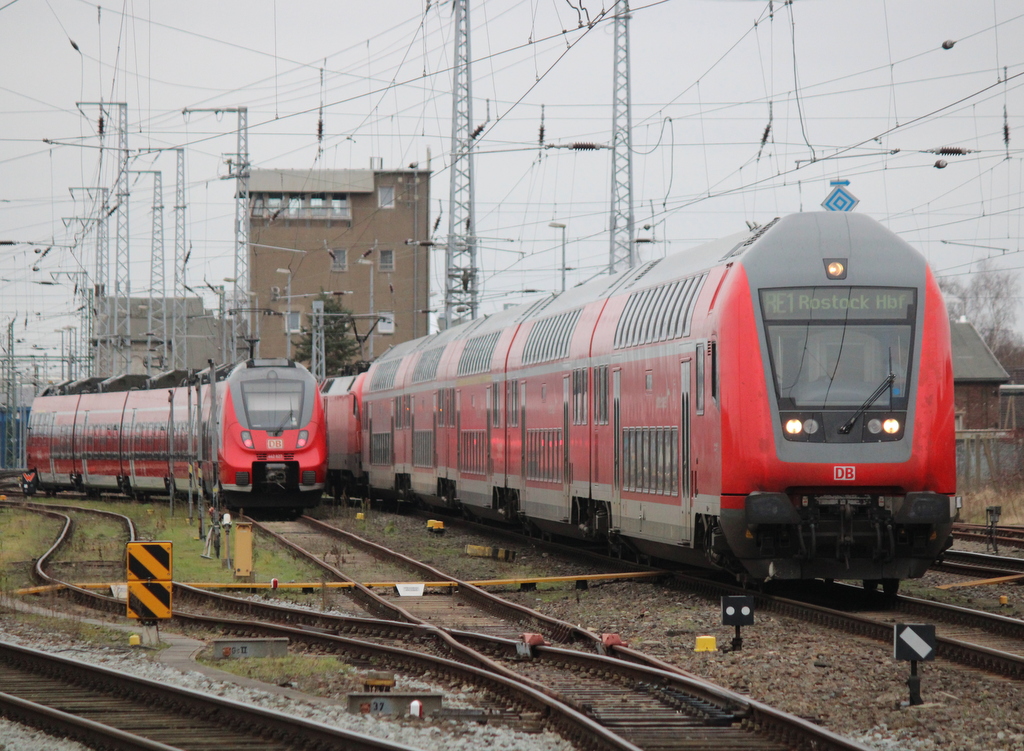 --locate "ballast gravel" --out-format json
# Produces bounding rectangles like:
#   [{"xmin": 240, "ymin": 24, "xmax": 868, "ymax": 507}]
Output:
[{"xmin": 0, "ymin": 609, "xmax": 573, "ymax": 751}]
